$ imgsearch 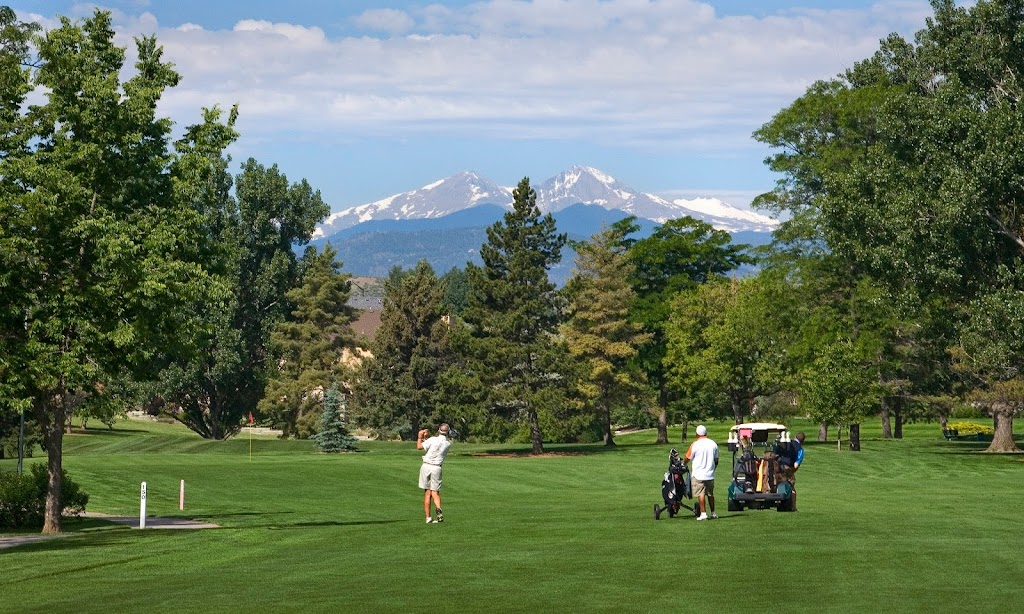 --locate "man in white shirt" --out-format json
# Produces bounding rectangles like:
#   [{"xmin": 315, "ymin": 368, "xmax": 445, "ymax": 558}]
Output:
[
  {"xmin": 684, "ymin": 425, "xmax": 719, "ymax": 520},
  {"xmin": 417, "ymin": 423, "xmax": 452, "ymax": 524}
]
